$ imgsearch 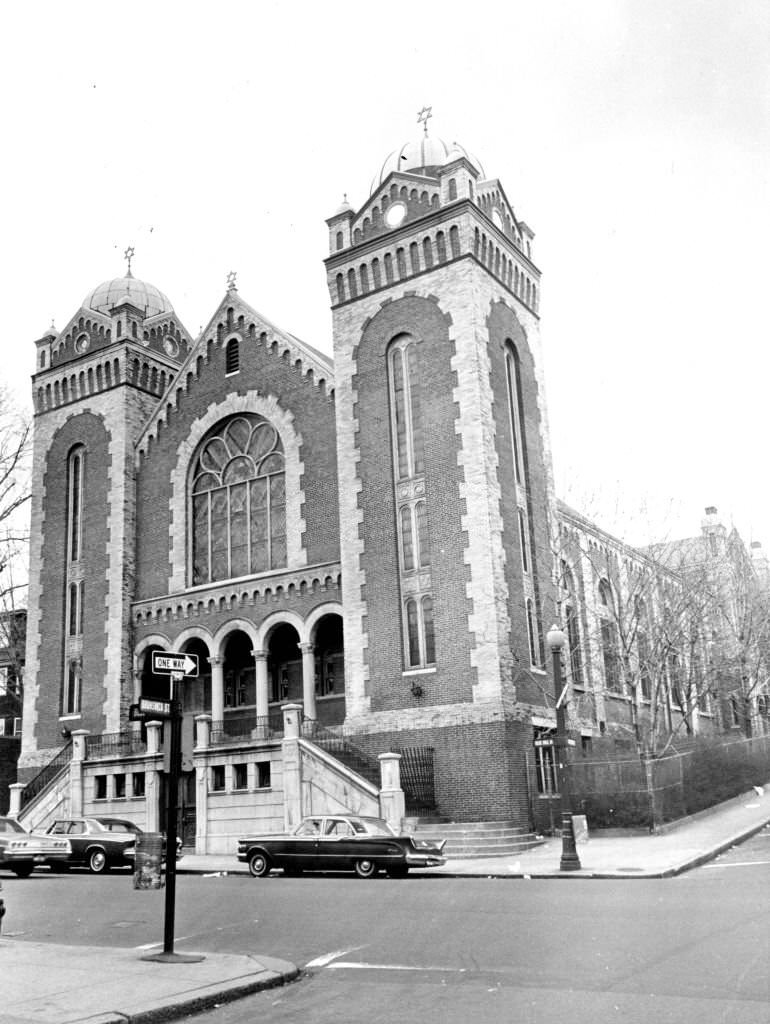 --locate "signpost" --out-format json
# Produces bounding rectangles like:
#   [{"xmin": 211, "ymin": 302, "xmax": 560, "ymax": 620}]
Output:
[{"xmin": 140, "ymin": 652, "xmax": 203, "ymax": 964}]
